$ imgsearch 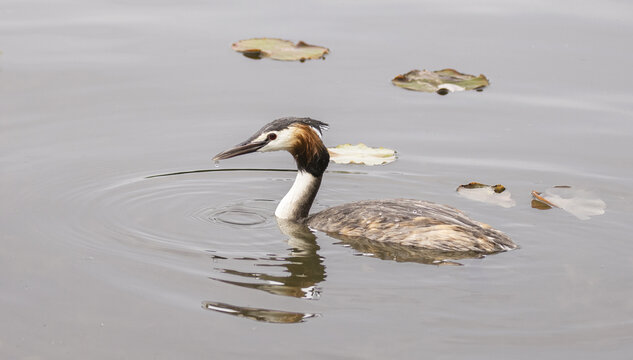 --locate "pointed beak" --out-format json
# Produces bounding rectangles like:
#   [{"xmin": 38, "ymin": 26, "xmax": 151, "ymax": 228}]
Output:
[{"xmin": 213, "ymin": 140, "xmax": 267, "ymax": 161}]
